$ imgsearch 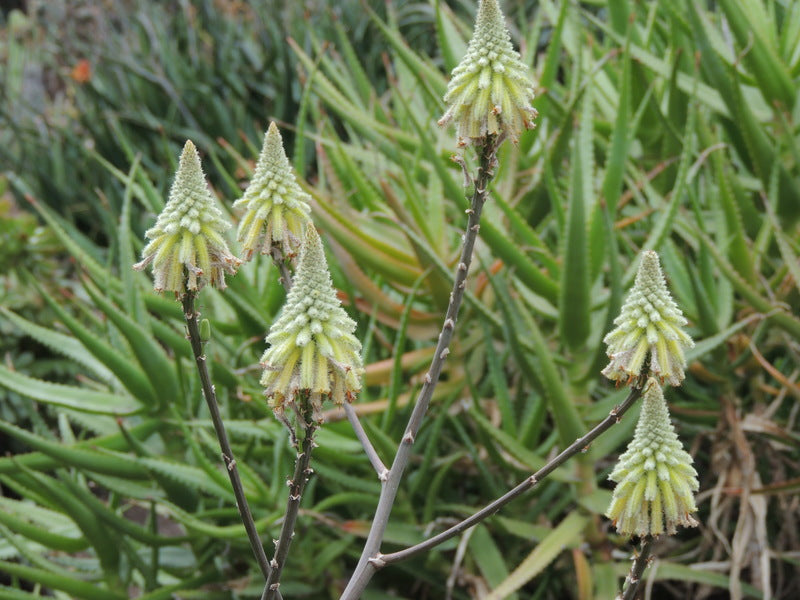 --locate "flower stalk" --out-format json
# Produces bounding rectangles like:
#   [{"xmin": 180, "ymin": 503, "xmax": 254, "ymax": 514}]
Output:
[
  {"xmin": 262, "ymin": 403, "xmax": 317, "ymax": 600},
  {"xmin": 341, "ymin": 135, "xmax": 503, "ymax": 599},
  {"xmin": 181, "ymin": 291, "xmax": 278, "ymax": 593},
  {"xmin": 378, "ymin": 385, "xmax": 644, "ymax": 566},
  {"xmin": 618, "ymin": 537, "xmax": 654, "ymax": 600},
  {"xmin": 258, "ymin": 225, "xmax": 363, "ymax": 597}
]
